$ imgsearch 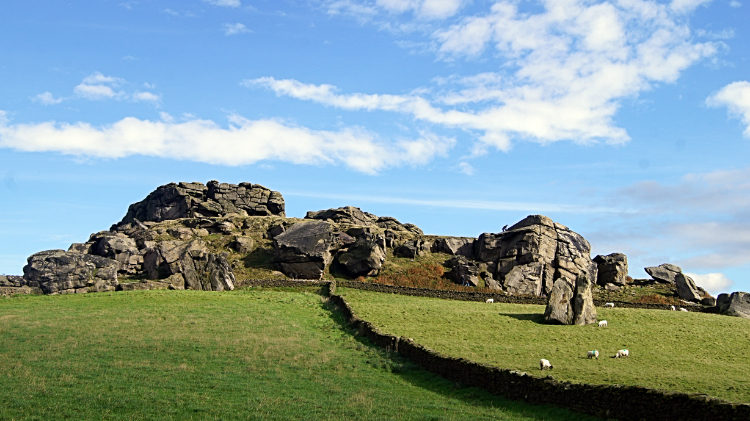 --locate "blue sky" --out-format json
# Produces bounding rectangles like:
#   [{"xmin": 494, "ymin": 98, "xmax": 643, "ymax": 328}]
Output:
[{"xmin": 1, "ymin": 0, "xmax": 749, "ymax": 295}]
